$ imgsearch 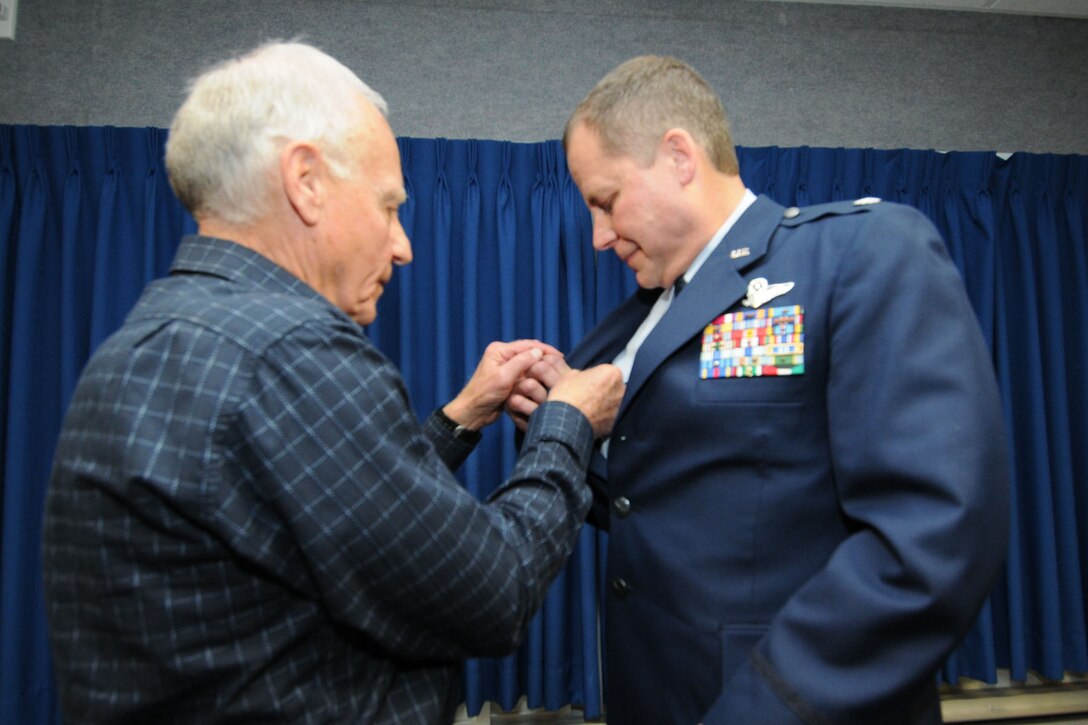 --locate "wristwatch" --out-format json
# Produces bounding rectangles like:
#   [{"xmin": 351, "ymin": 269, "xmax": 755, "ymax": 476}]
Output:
[{"xmin": 435, "ymin": 407, "xmax": 482, "ymax": 444}]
